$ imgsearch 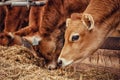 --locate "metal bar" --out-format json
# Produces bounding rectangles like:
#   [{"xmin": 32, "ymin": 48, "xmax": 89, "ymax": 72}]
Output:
[
  {"xmin": 100, "ymin": 37, "xmax": 120, "ymax": 50},
  {"xmin": 0, "ymin": 0, "xmax": 46, "ymax": 6},
  {"xmin": 0, "ymin": 2, "xmax": 10, "ymax": 6}
]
